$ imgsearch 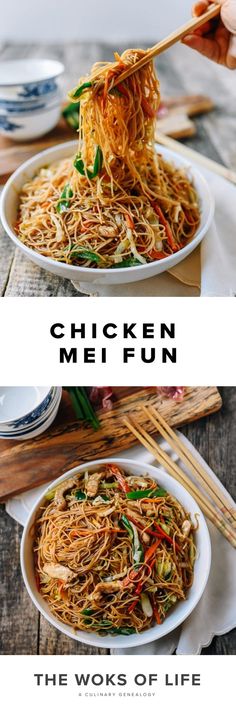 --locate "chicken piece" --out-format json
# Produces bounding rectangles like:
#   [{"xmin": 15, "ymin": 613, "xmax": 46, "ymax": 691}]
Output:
[
  {"xmin": 43, "ymin": 562, "xmax": 77, "ymax": 584},
  {"xmin": 182, "ymin": 520, "xmax": 191, "ymax": 537},
  {"xmin": 98, "ymin": 226, "xmax": 117, "ymax": 237},
  {"xmin": 89, "ymin": 580, "xmax": 123, "ymax": 601},
  {"xmin": 54, "ymin": 479, "xmax": 76, "ymax": 510},
  {"xmin": 96, "ymin": 506, "xmax": 115, "ymax": 516},
  {"xmin": 86, "ymin": 472, "xmax": 103, "ymax": 498}
]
